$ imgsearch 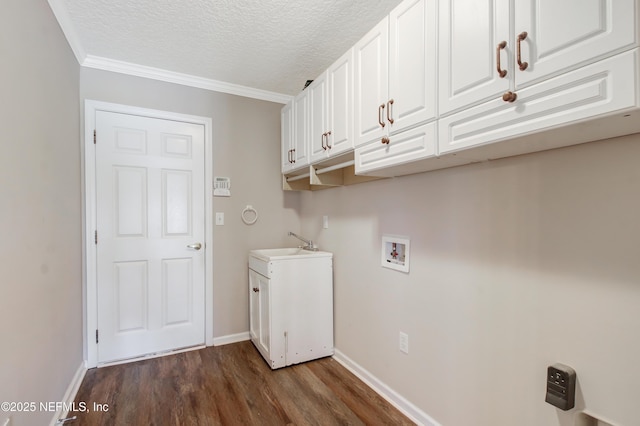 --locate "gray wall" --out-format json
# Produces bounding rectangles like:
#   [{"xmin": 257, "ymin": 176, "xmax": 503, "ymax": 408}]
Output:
[
  {"xmin": 80, "ymin": 68, "xmax": 301, "ymax": 338},
  {"xmin": 4, "ymin": 2, "xmax": 638, "ymax": 426},
  {"xmin": 0, "ymin": 1, "xmax": 83, "ymax": 425},
  {"xmin": 299, "ymin": 134, "xmax": 640, "ymax": 426}
]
